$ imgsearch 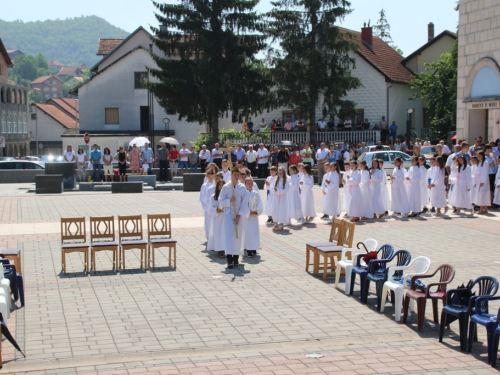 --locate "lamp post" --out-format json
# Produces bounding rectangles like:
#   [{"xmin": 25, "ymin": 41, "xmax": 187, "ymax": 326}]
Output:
[
  {"xmin": 406, "ymin": 108, "xmax": 414, "ymax": 144},
  {"xmin": 33, "ymin": 88, "xmax": 41, "ymax": 155},
  {"xmin": 163, "ymin": 118, "xmax": 170, "ymax": 136}
]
